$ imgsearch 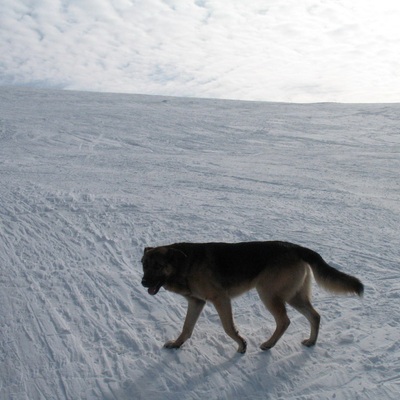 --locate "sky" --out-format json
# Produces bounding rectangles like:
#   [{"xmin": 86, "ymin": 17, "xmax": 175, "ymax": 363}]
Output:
[{"xmin": 1, "ymin": 0, "xmax": 400, "ymax": 103}]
